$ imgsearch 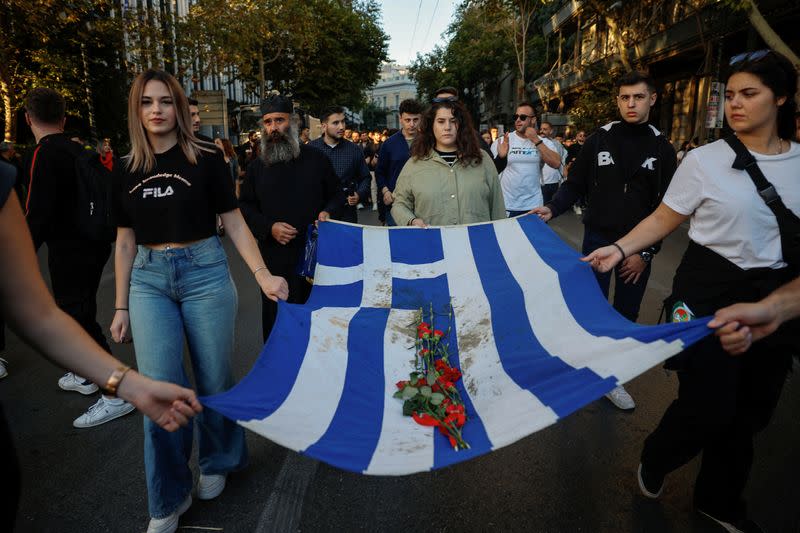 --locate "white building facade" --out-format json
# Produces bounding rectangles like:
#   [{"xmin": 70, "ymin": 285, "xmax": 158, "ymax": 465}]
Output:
[{"xmin": 367, "ymin": 63, "xmax": 417, "ymax": 129}]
